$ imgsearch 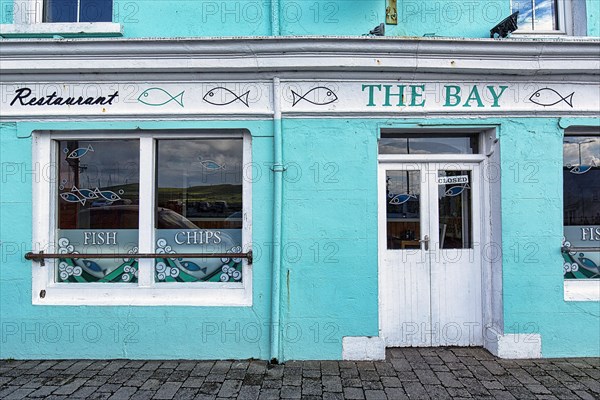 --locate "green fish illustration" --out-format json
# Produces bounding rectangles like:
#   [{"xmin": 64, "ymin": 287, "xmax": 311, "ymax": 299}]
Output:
[{"xmin": 138, "ymin": 88, "xmax": 184, "ymax": 107}]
